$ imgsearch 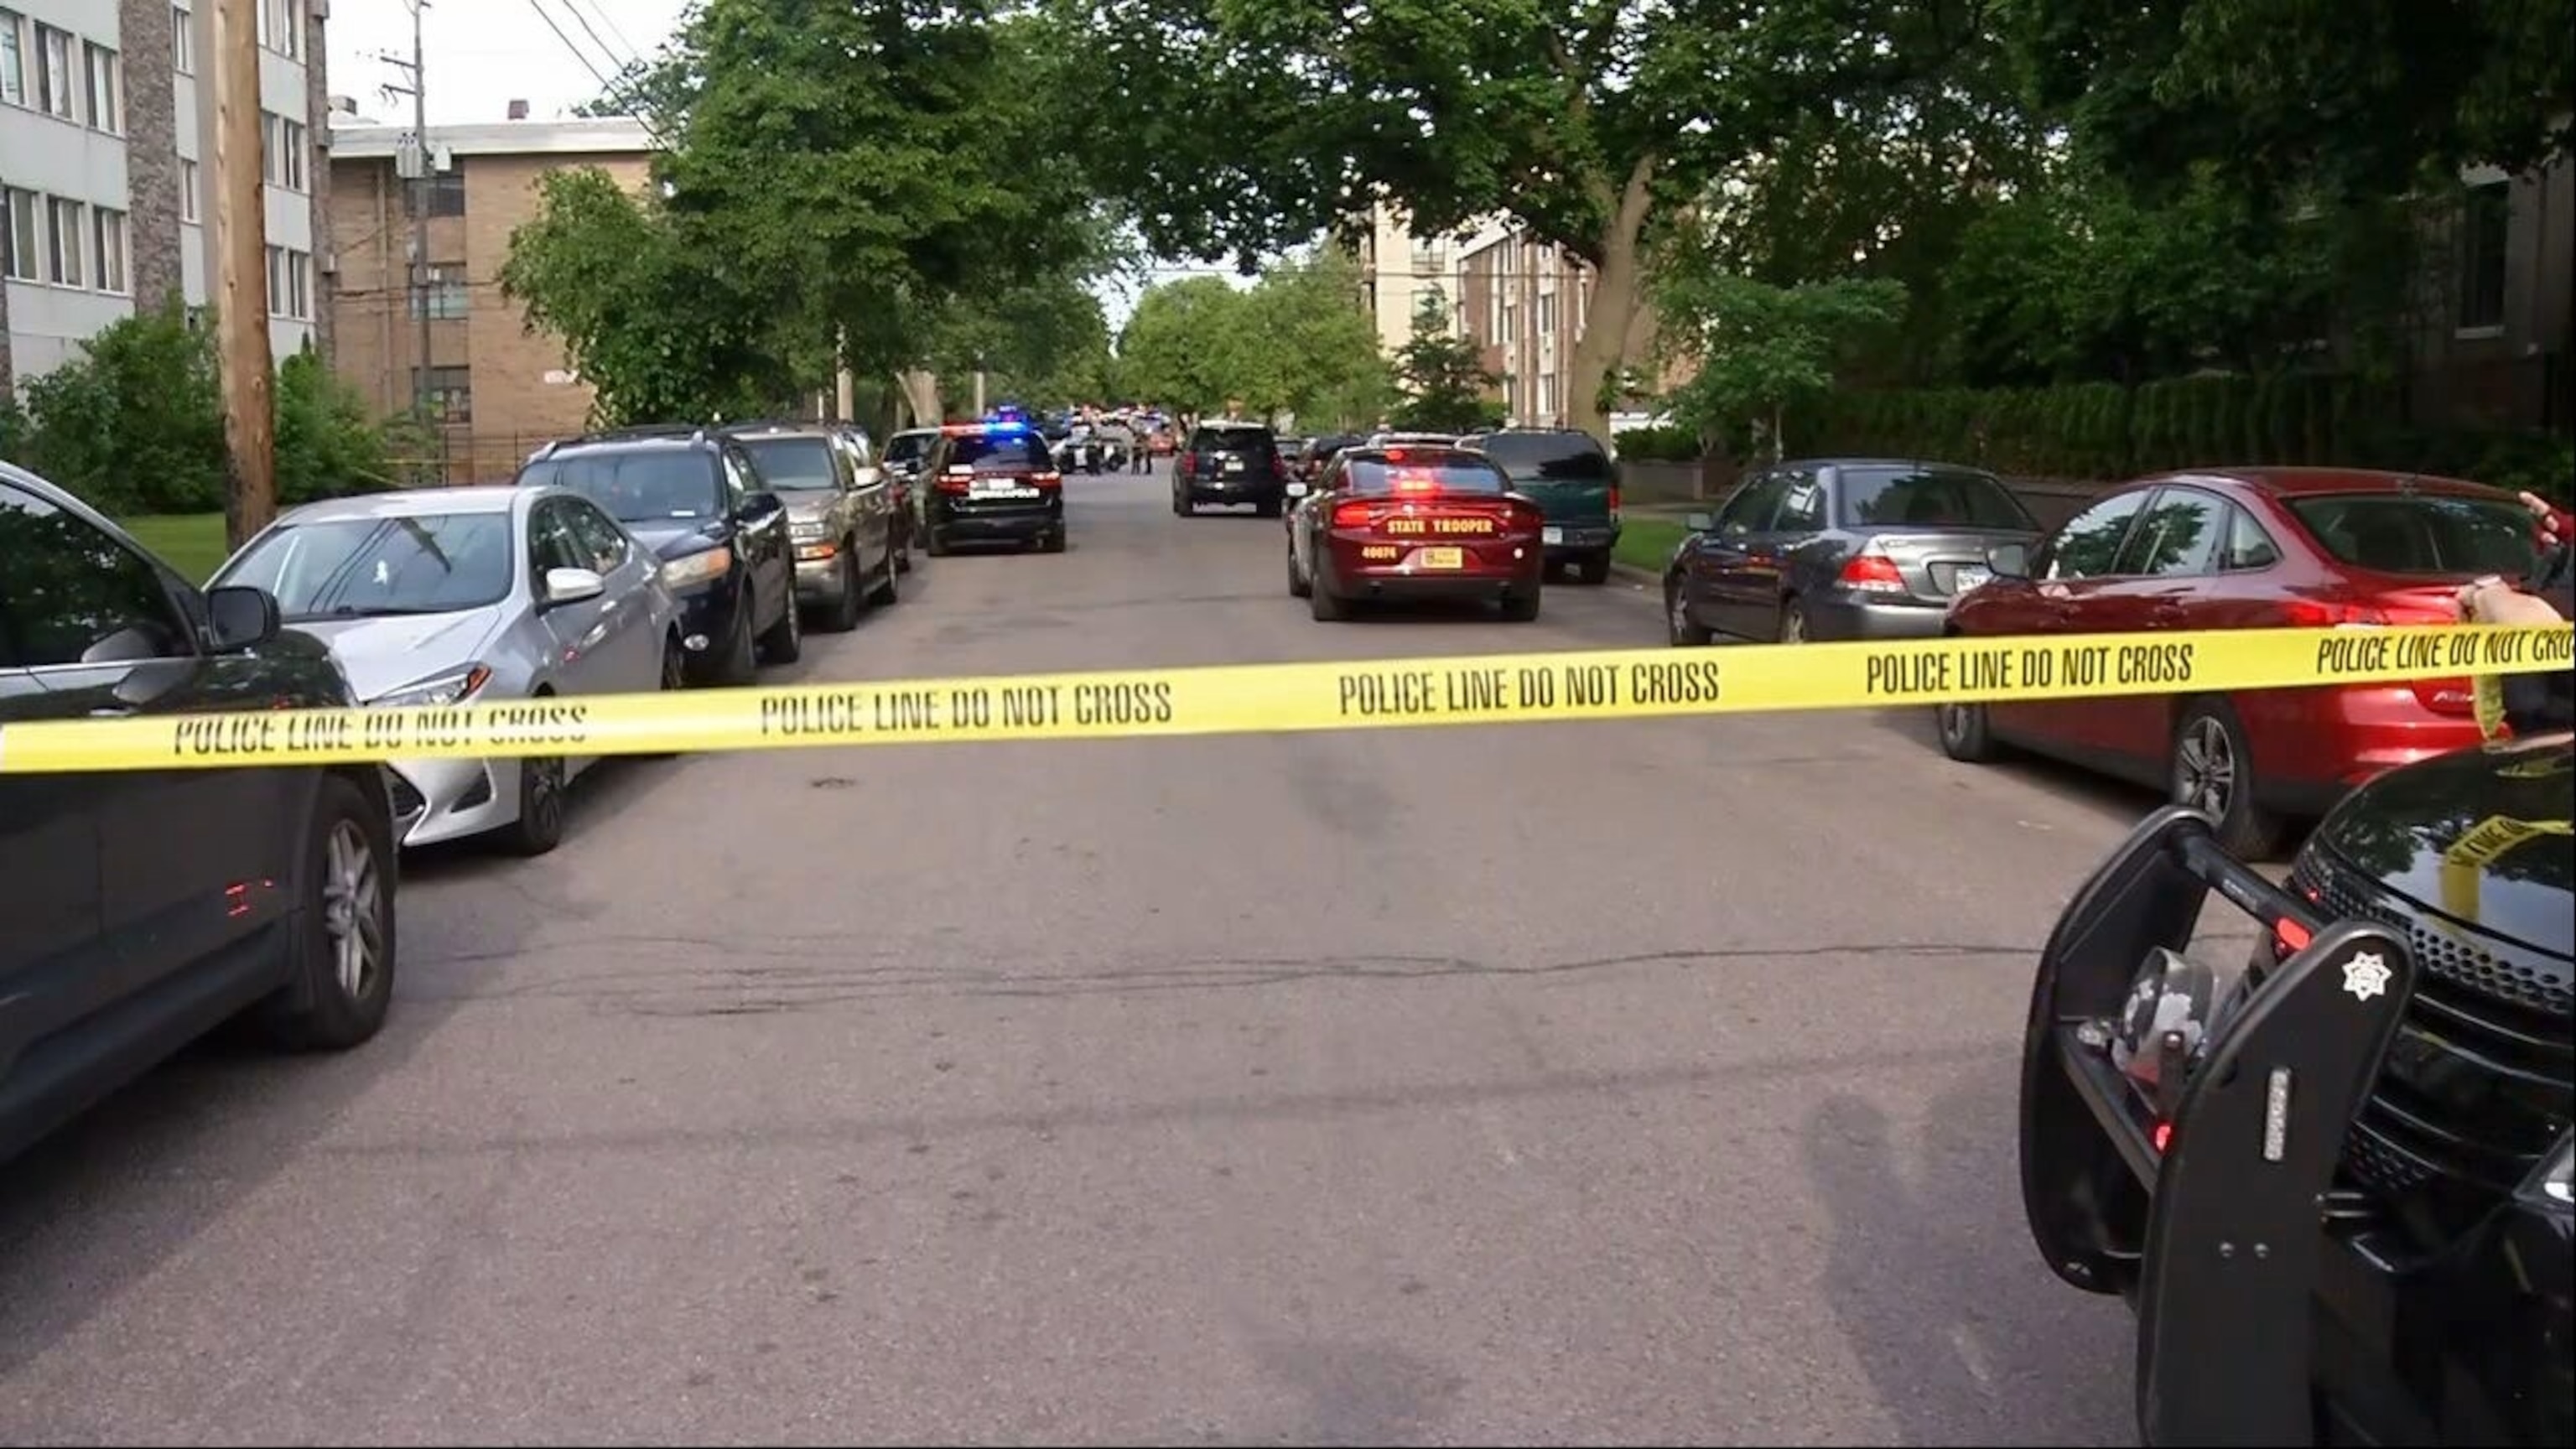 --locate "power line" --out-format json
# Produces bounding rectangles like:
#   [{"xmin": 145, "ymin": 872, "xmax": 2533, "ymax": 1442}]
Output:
[
  {"xmin": 525, "ymin": 0, "xmax": 672, "ymax": 147},
  {"xmin": 566, "ymin": 0, "xmax": 644, "ymax": 68}
]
